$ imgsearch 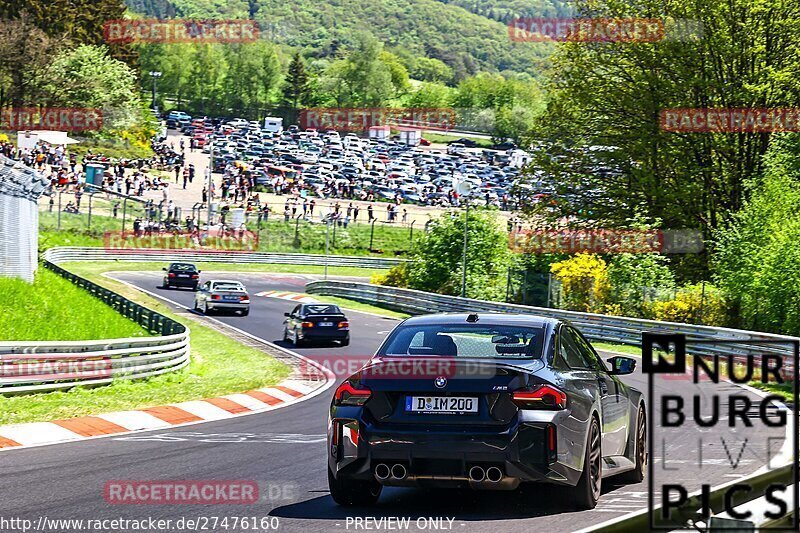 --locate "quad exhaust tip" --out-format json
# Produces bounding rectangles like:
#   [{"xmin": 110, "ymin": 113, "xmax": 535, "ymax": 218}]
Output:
[
  {"xmin": 486, "ymin": 466, "xmax": 503, "ymax": 483},
  {"xmin": 374, "ymin": 463, "xmax": 390, "ymax": 480},
  {"xmin": 468, "ymin": 466, "xmax": 485, "ymax": 482},
  {"xmin": 391, "ymin": 464, "xmax": 407, "ymax": 480}
]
